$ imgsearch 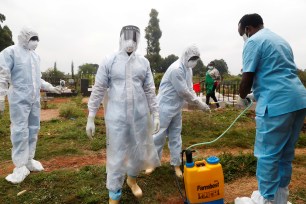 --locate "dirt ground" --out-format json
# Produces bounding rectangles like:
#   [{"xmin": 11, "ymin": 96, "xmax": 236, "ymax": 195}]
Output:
[
  {"xmin": 2, "ymin": 97, "xmax": 305, "ymax": 203},
  {"xmin": 82, "ymin": 97, "xmax": 104, "ymax": 117},
  {"xmin": 1, "ymin": 148, "xmax": 306, "ymax": 203},
  {"xmin": 40, "ymin": 97, "xmax": 70, "ymax": 121},
  {"xmin": 40, "ymin": 97, "xmax": 104, "ymax": 121}
]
